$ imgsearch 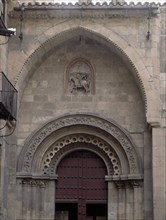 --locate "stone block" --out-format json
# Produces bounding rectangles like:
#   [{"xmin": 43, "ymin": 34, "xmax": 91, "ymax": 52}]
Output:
[
  {"xmin": 56, "ymin": 211, "xmax": 68, "ymax": 220},
  {"xmin": 2, "ymin": 4, "xmax": 166, "ymax": 220},
  {"xmin": 96, "ymin": 217, "xmax": 107, "ymax": 220}
]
